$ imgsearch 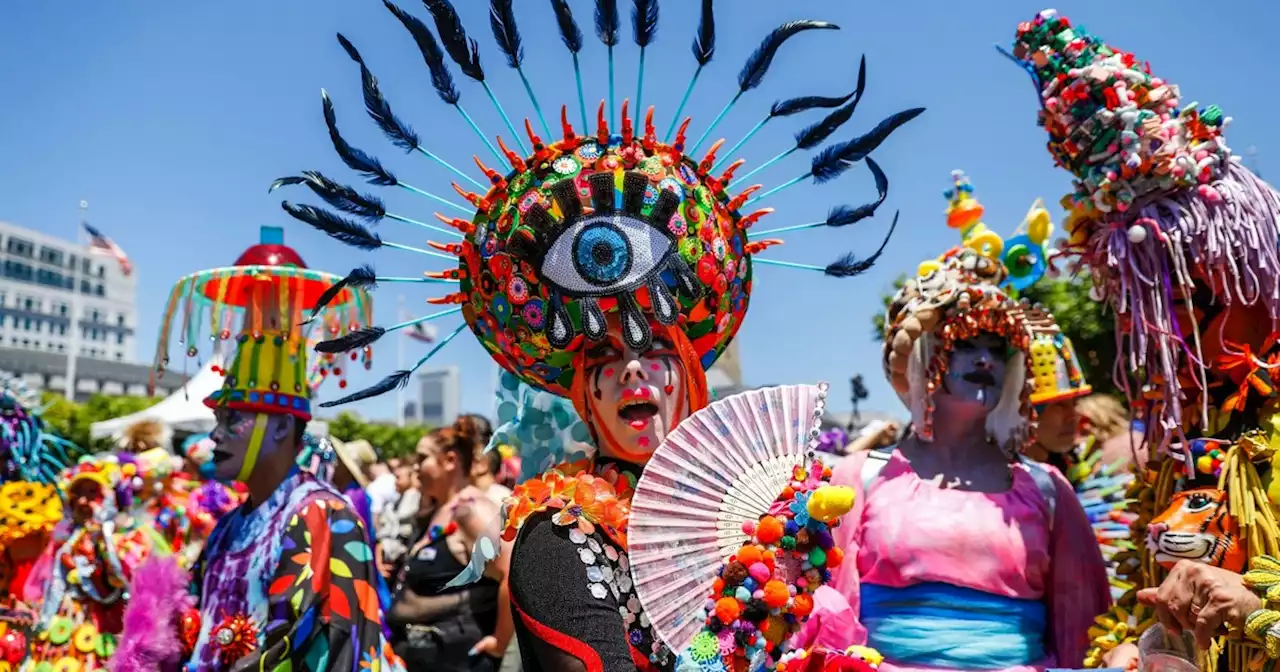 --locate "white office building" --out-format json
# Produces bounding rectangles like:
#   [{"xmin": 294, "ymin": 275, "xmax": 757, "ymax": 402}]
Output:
[
  {"xmin": 0, "ymin": 221, "xmax": 178, "ymax": 400},
  {"xmin": 417, "ymin": 366, "xmax": 461, "ymax": 428}
]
